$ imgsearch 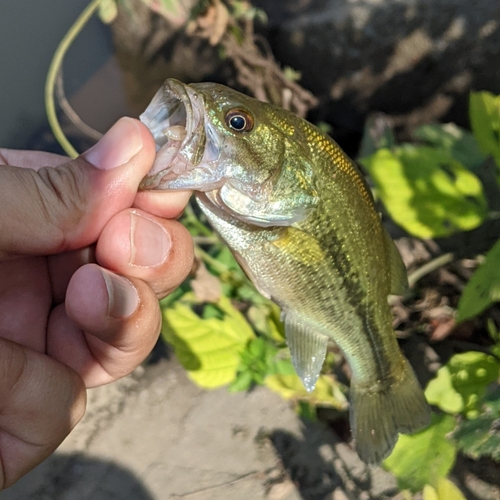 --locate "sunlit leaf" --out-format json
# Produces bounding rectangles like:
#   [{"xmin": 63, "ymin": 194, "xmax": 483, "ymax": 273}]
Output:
[
  {"xmin": 361, "ymin": 146, "xmax": 487, "ymax": 238},
  {"xmin": 425, "ymin": 351, "xmax": 500, "ymax": 417},
  {"xmin": 265, "ymin": 373, "xmax": 347, "ymax": 409},
  {"xmin": 423, "ymin": 477, "xmax": 467, "ymax": 500},
  {"xmin": 425, "ymin": 366, "xmax": 464, "ymax": 414},
  {"xmin": 162, "ymin": 293, "xmax": 254, "ymax": 388},
  {"xmin": 457, "ymin": 238, "xmax": 500, "ymax": 321},
  {"xmin": 384, "ymin": 414, "xmax": 457, "ymax": 492},
  {"xmin": 469, "ymin": 91, "xmax": 500, "ymax": 170},
  {"xmin": 413, "ymin": 123, "xmax": 486, "ymax": 170}
]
